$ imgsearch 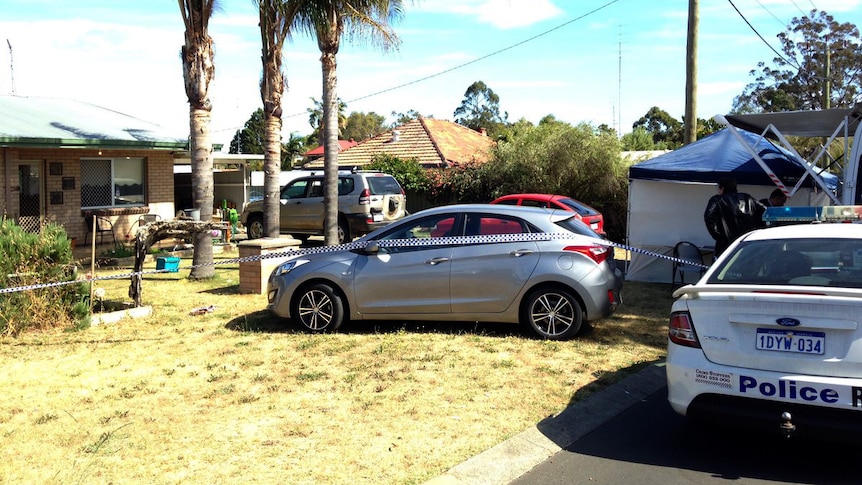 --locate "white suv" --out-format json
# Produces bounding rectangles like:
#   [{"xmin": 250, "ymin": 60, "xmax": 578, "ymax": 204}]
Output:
[{"xmin": 240, "ymin": 170, "xmax": 407, "ymax": 243}]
